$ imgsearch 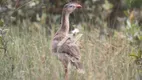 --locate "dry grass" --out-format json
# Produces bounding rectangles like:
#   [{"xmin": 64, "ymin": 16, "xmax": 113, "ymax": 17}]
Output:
[{"xmin": 0, "ymin": 22, "xmax": 136, "ymax": 80}]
